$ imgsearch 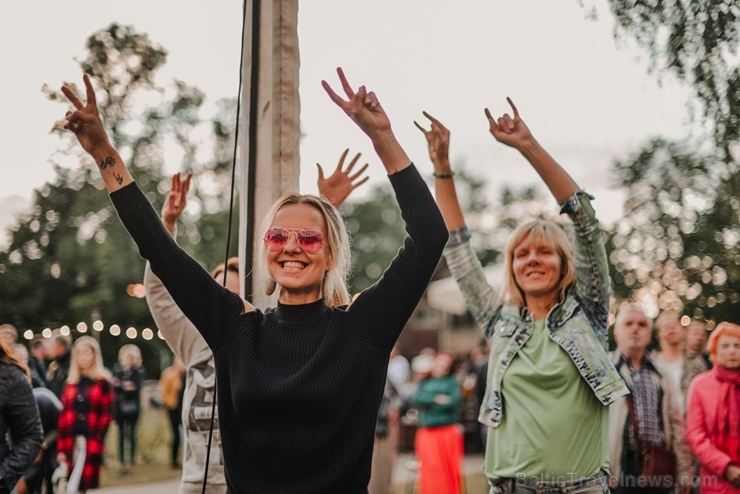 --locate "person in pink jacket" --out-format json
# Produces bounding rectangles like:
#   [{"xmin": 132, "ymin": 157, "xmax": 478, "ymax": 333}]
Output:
[{"xmin": 686, "ymin": 322, "xmax": 740, "ymax": 494}]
